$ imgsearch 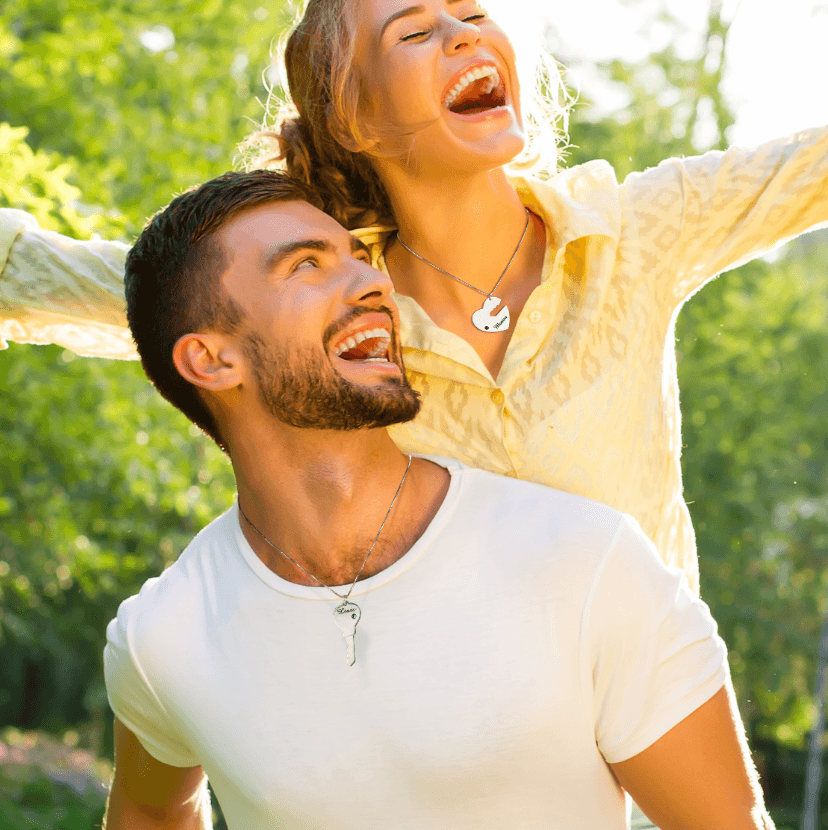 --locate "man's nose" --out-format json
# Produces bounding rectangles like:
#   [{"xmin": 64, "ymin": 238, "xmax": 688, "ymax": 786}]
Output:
[{"xmin": 344, "ymin": 261, "xmax": 394, "ymax": 305}]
